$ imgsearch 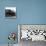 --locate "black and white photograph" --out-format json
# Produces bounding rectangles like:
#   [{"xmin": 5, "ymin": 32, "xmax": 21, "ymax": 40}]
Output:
[
  {"xmin": 5, "ymin": 7, "xmax": 16, "ymax": 18},
  {"xmin": 18, "ymin": 25, "xmax": 46, "ymax": 46}
]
